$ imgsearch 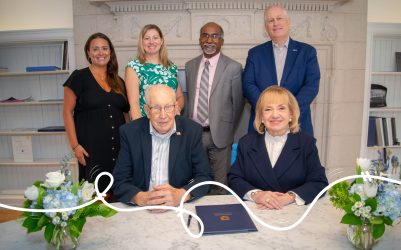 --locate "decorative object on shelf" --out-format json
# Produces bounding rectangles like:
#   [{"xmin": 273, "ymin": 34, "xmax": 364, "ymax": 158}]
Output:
[
  {"xmin": 396, "ymin": 52, "xmax": 401, "ymax": 72},
  {"xmin": 370, "ymin": 84, "xmax": 387, "ymax": 108},
  {"xmin": 21, "ymin": 154, "xmax": 117, "ymax": 250},
  {"xmin": 329, "ymin": 158, "xmax": 401, "ymax": 249}
]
